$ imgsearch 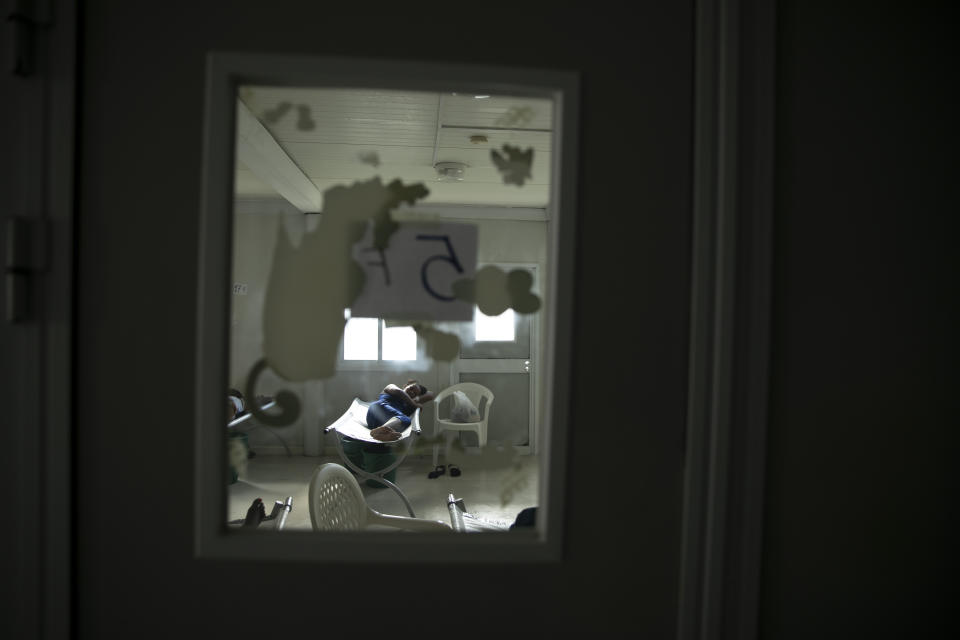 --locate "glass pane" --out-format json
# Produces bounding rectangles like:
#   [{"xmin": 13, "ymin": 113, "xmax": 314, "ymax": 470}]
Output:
[
  {"xmin": 343, "ymin": 317, "xmax": 378, "ymax": 360},
  {"xmin": 458, "ymin": 267, "xmax": 533, "ymax": 359},
  {"xmin": 220, "ymin": 73, "xmax": 563, "ymax": 547},
  {"xmin": 381, "ymin": 321, "xmax": 417, "ymax": 360},
  {"xmin": 475, "ymin": 308, "xmax": 515, "ymax": 342}
]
